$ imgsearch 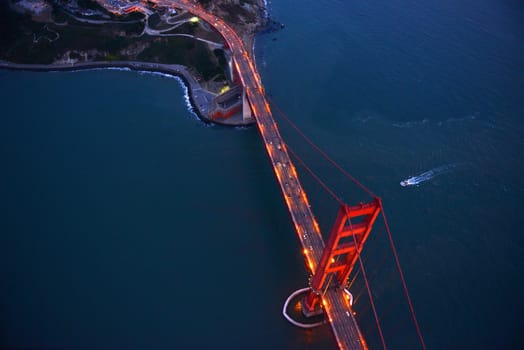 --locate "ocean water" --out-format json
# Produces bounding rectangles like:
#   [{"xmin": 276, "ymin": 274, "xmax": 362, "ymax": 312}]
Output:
[{"xmin": 1, "ymin": 0, "xmax": 524, "ymax": 349}]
